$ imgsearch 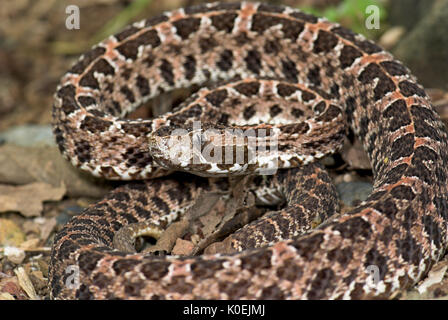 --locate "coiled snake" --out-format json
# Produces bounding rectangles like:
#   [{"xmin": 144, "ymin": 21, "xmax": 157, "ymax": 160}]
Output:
[{"xmin": 49, "ymin": 2, "xmax": 448, "ymax": 299}]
